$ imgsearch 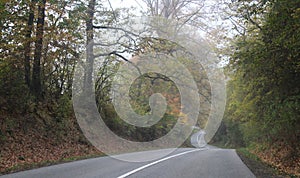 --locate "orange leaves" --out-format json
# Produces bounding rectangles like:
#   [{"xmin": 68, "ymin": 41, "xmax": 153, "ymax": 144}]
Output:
[{"xmin": 163, "ymin": 93, "xmax": 181, "ymax": 116}]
